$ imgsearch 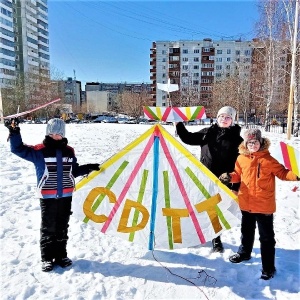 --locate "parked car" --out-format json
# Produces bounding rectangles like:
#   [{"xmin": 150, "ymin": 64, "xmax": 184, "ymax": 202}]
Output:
[
  {"xmin": 102, "ymin": 117, "xmax": 118, "ymax": 123},
  {"xmin": 92, "ymin": 116, "xmax": 106, "ymax": 123},
  {"xmin": 118, "ymin": 117, "xmax": 129, "ymax": 124}
]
